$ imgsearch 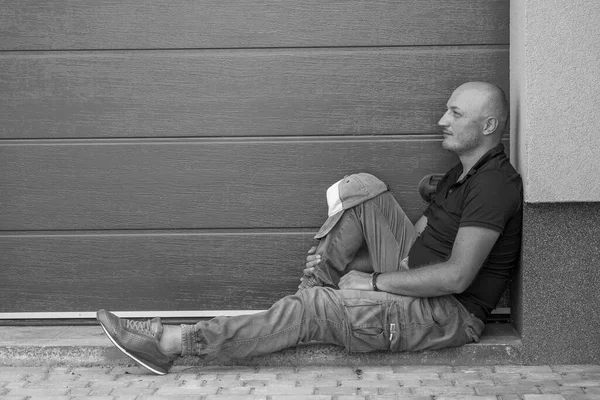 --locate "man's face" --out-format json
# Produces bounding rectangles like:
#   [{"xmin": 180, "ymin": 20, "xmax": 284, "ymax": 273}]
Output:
[{"xmin": 437, "ymin": 87, "xmax": 485, "ymax": 156}]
